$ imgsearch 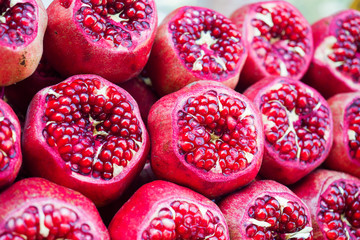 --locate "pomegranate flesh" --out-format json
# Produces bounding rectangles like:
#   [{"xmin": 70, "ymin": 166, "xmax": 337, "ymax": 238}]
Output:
[
  {"xmin": 0, "ymin": 0, "xmax": 47, "ymax": 86},
  {"xmin": 0, "ymin": 177, "xmax": 110, "ymax": 239},
  {"xmin": 22, "ymin": 74, "xmax": 150, "ymax": 206},
  {"xmin": 0, "ymin": 98, "xmax": 21, "ymax": 190},
  {"xmin": 293, "ymin": 169, "xmax": 360, "ymax": 240},
  {"xmin": 109, "ymin": 180, "xmax": 230, "ymax": 240},
  {"xmin": 148, "ymin": 81, "xmax": 264, "ymax": 198},
  {"xmin": 304, "ymin": 10, "xmax": 360, "ymax": 98},
  {"xmin": 44, "ymin": 0, "xmax": 158, "ymax": 83},
  {"xmin": 147, "ymin": 6, "xmax": 247, "ymax": 96},
  {"xmin": 244, "ymin": 77, "xmax": 333, "ymax": 185},
  {"xmin": 230, "ymin": 1, "xmax": 313, "ymax": 91},
  {"xmin": 219, "ymin": 180, "xmax": 313, "ymax": 240}
]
